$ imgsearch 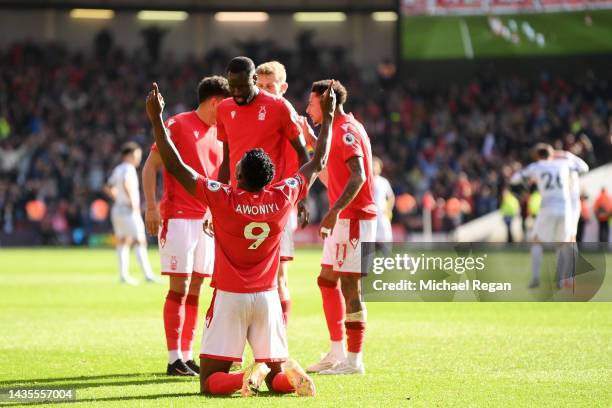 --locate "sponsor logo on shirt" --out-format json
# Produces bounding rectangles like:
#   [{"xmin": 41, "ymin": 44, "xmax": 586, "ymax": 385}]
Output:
[
  {"xmin": 258, "ymin": 106, "xmax": 267, "ymax": 121},
  {"xmin": 343, "ymin": 133, "xmax": 356, "ymax": 145}
]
